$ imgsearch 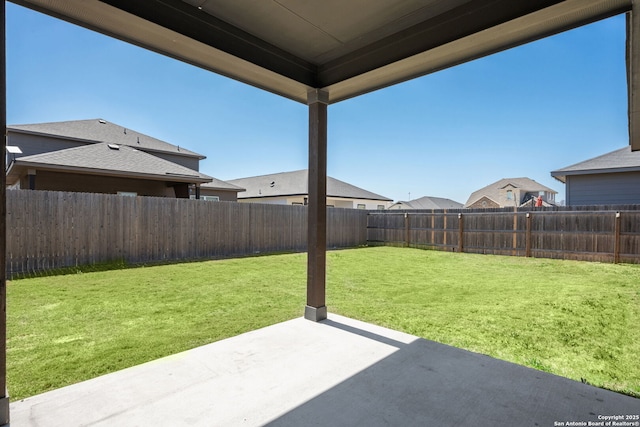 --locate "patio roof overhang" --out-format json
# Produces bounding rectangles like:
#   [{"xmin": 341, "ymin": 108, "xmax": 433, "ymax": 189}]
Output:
[
  {"xmin": 1, "ymin": 0, "xmax": 640, "ymax": 424},
  {"xmin": 8, "ymin": 0, "xmax": 635, "ymax": 104}
]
